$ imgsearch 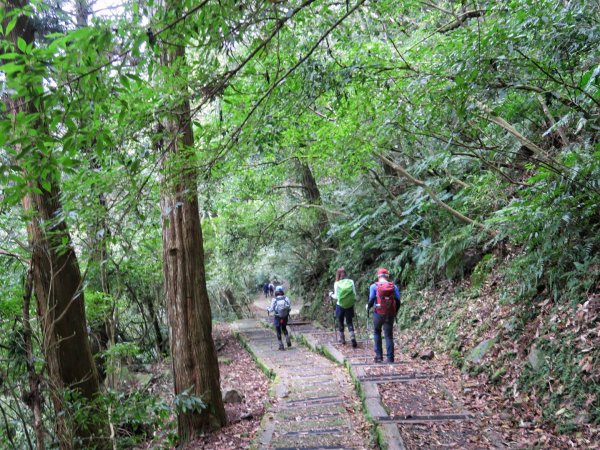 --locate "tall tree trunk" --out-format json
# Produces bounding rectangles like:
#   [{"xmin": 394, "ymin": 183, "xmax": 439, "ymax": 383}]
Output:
[
  {"xmin": 158, "ymin": 30, "xmax": 226, "ymax": 443},
  {"xmin": 297, "ymin": 160, "xmax": 328, "ymax": 230},
  {"xmin": 2, "ymin": 2, "xmax": 105, "ymax": 448}
]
